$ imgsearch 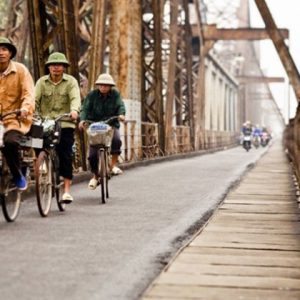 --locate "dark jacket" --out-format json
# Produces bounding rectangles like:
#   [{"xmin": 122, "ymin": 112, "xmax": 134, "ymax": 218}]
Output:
[{"xmin": 80, "ymin": 88, "xmax": 126, "ymax": 128}]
